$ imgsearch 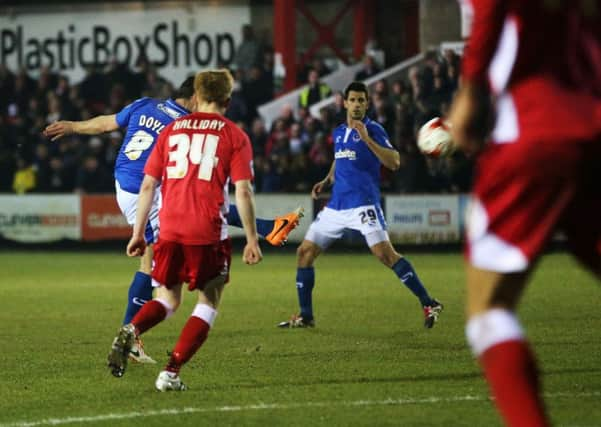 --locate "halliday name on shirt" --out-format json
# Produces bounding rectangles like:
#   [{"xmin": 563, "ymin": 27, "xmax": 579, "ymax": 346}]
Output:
[{"xmin": 173, "ymin": 118, "xmax": 226, "ymax": 132}]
